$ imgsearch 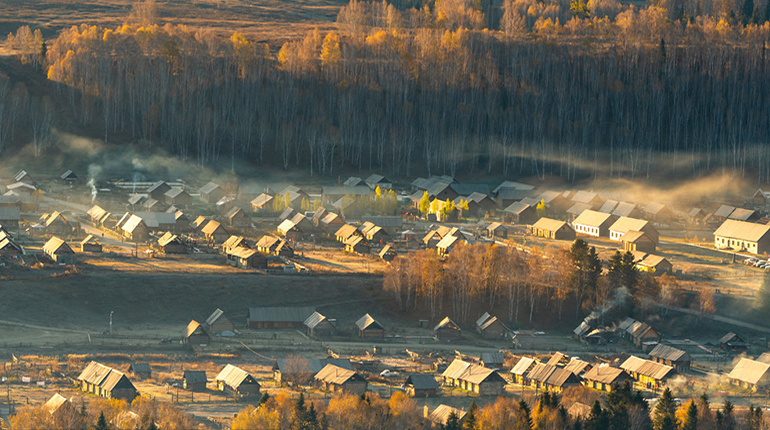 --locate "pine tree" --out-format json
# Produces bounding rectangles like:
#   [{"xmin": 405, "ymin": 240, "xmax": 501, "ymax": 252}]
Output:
[
  {"xmin": 147, "ymin": 422, "xmax": 158, "ymax": 430},
  {"xmin": 518, "ymin": 399, "xmax": 534, "ymax": 429},
  {"xmin": 94, "ymin": 412, "xmax": 109, "ymax": 430},
  {"xmin": 681, "ymin": 401, "xmax": 698, "ymax": 430},
  {"xmin": 722, "ymin": 400, "xmax": 736, "ymax": 430},
  {"xmin": 444, "ymin": 412, "xmax": 461, "ymax": 430},
  {"xmin": 653, "ymin": 388, "xmax": 677, "ymax": 430},
  {"xmin": 463, "ymin": 400, "xmax": 478, "ymax": 430},
  {"xmin": 585, "ymin": 400, "xmax": 609, "ymax": 430},
  {"xmin": 259, "ymin": 392, "xmax": 270, "ymax": 405}
]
